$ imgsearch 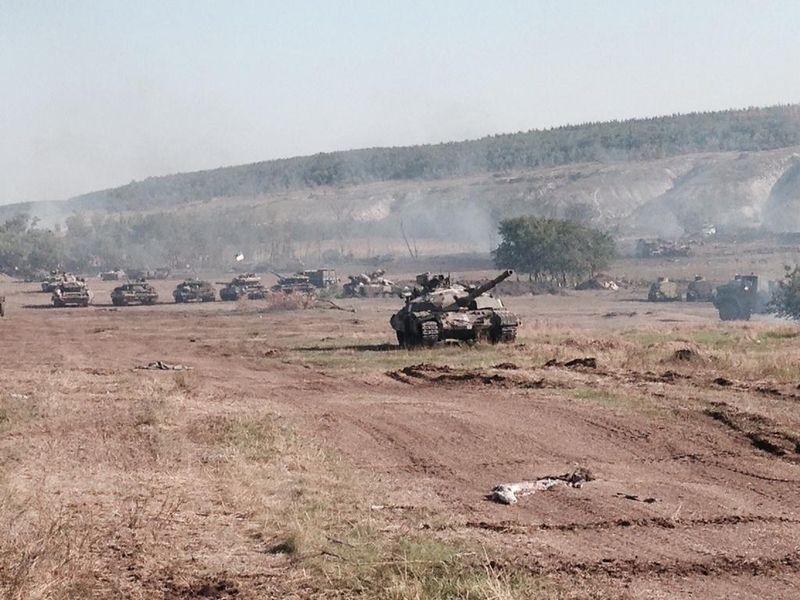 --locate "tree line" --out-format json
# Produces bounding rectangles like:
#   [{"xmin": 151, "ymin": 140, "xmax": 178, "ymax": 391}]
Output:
[{"xmin": 53, "ymin": 104, "xmax": 800, "ymax": 213}]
